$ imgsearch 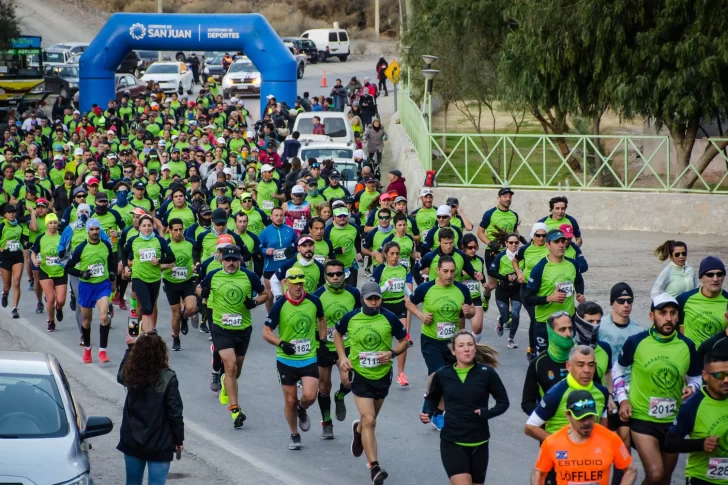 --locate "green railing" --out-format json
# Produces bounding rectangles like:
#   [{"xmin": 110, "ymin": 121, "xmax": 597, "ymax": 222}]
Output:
[{"xmin": 397, "ymin": 96, "xmax": 728, "ymax": 193}]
